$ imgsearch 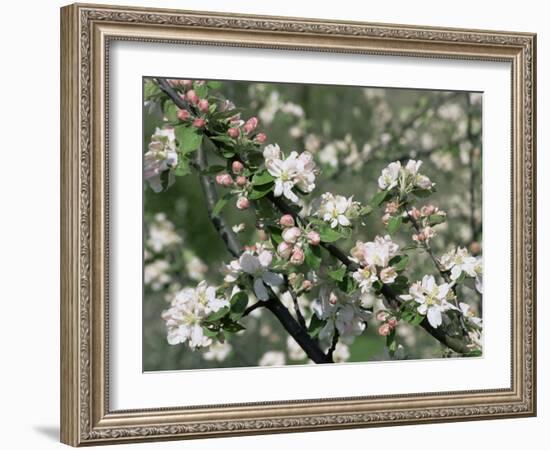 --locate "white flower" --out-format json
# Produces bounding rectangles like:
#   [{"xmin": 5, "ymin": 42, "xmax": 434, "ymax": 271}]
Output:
[
  {"xmin": 440, "ymin": 247, "xmax": 478, "ymax": 281},
  {"xmin": 400, "ymin": 275, "xmax": 455, "ymax": 328},
  {"xmin": 161, "ymin": 281, "xmax": 230, "ymax": 350},
  {"xmin": 352, "ymin": 266, "xmax": 378, "ymax": 293},
  {"xmin": 228, "ymin": 248, "xmax": 283, "ymax": 301},
  {"xmin": 313, "ymin": 287, "xmax": 370, "ymax": 342},
  {"xmin": 350, "ymin": 235, "xmax": 399, "ymax": 268},
  {"xmin": 259, "ymin": 351, "xmax": 286, "ymax": 366},
  {"xmin": 287, "ymin": 336, "xmax": 307, "ymax": 361},
  {"xmin": 379, "ymin": 266, "xmax": 397, "ymax": 284},
  {"xmin": 378, "ymin": 161, "xmax": 401, "ymax": 190},
  {"xmin": 265, "ymin": 147, "xmax": 317, "ymax": 203},
  {"xmin": 144, "ymin": 260, "xmax": 171, "ymax": 291},
  {"xmin": 377, "ymin": 159, "xmax": 434, "ymax": 193},
  {"xmin": 459, "ymin": 302, "xmax": 482, "ymax": 327},
  {"xmin": 332, "ymin": 342, "xmax": 350, "ymax": 363},
  {"xmin": 146, "ymin": 213, "xmax": 182, "ymax": 253},
  {"xmin": 203, "ymin": 341, "xmax": 232, "ymax": 362},
  {"xmin": 473, "ymin": 257, "xmax": 483, "ymax": 294},
  {"xmin": 185, "ymin": 255, "xmax": 208, "ymax": 281},
  {"xmin": 144, "ymin": 128, "xmax": 178, "ymax": 193},
  {"xmin": 316, "ymin": 192, "xmax": 360, "ymax": 228}
]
